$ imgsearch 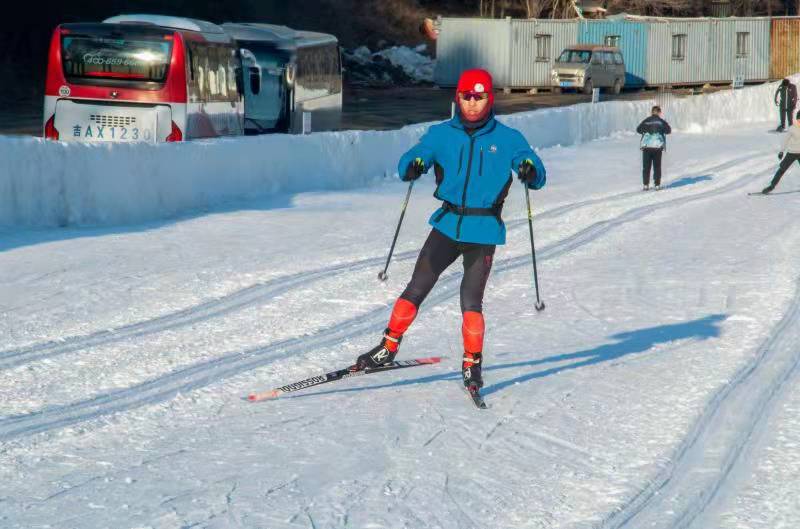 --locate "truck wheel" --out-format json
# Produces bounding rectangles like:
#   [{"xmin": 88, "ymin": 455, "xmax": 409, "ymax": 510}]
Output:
[
  {"xmin": 613, "ymin": 78, "xmax": 622, "ymax": 95},
  {"xmin": 583, "ymin": 79, "xmax": 593, "ymax": 95}
]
